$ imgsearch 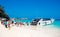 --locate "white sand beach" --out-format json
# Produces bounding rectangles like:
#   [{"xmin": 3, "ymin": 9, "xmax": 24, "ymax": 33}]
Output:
[{"xmin": 0, "ymin": 23, "xmax": 60, "ymax": 37}]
